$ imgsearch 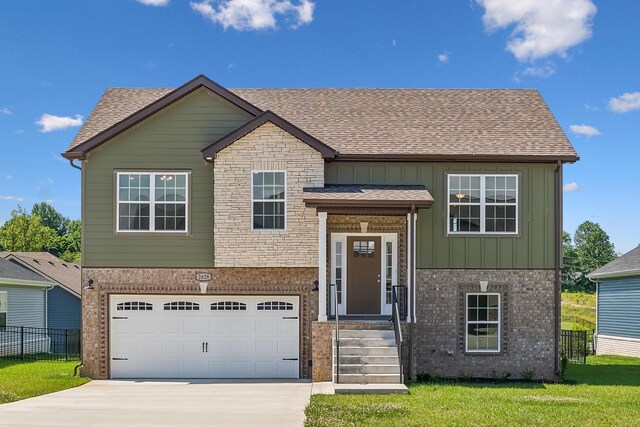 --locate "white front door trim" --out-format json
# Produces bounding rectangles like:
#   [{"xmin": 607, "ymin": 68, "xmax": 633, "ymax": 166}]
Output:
[{"xmin": 330, "ymin": 232, "xmax": 397, "ymax": 316}]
